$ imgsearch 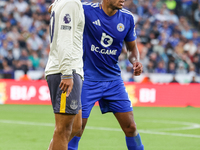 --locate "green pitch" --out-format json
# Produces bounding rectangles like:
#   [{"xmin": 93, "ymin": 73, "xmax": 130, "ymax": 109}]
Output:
[{"xmin": 0, "ymin": 105, "xmax": 200, "ymax": 150}]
